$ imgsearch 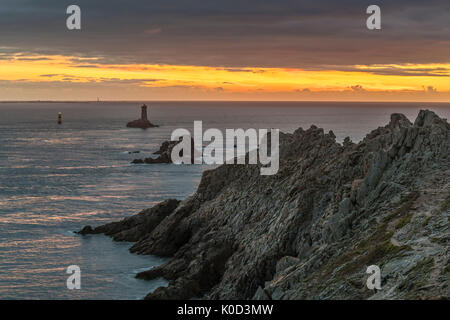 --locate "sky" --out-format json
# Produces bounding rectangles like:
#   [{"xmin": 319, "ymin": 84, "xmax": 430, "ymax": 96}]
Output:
[{"xmin": 0, "ymin": 0, "xmax": 449, "ymax": 101}]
